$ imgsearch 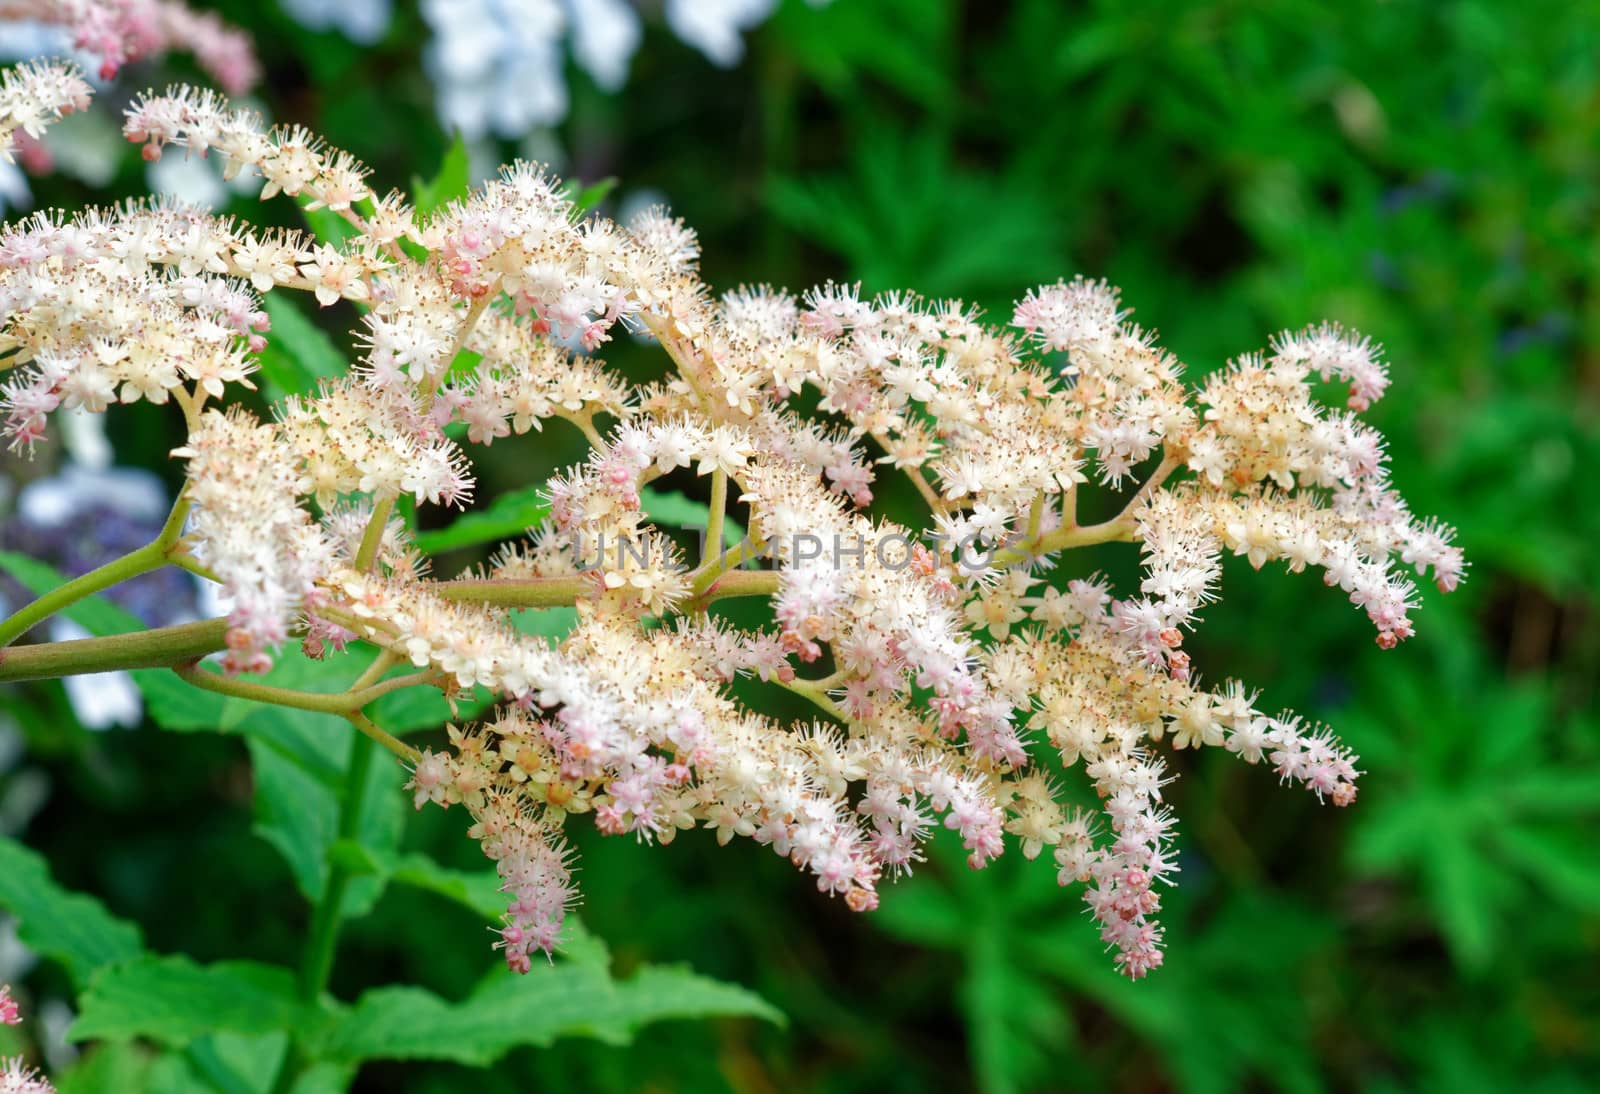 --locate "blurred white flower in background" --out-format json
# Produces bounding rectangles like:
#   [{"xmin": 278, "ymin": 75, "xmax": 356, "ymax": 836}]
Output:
[
  {"xmin": 664, "ymin": 0, "xmax": 776, "ymax": 67},
  {"xmin": 16, "ymin": 464, "xmax": 166, "ymax": 521},
  {"xmin": 49, "ymin": 619, "xmax": 143, "ymax": 730},
  {"xmin": 144, "ymin": 143, "xmax": 263, "ymax": 208},
  {"xmin": 569, "ymin": 0, "xmax": 640, "ymax": 92},
  {"xmin": 147, "ymin": 148, "xmax": 227, "ymax": 208},
  {"xmin": 0, "ymin": 160, "xmax": 27, "ymax": 214},
  {"xmin": 423, "ymin": 0, "xmax": 569, "ymax": 140},
  {"xmin": 279, "ymin": 0, "xmax": 393, "ymax": 45},
  {"xmin": 418, "ymin": 0, "xmax": 830, "ymax": 141}
]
